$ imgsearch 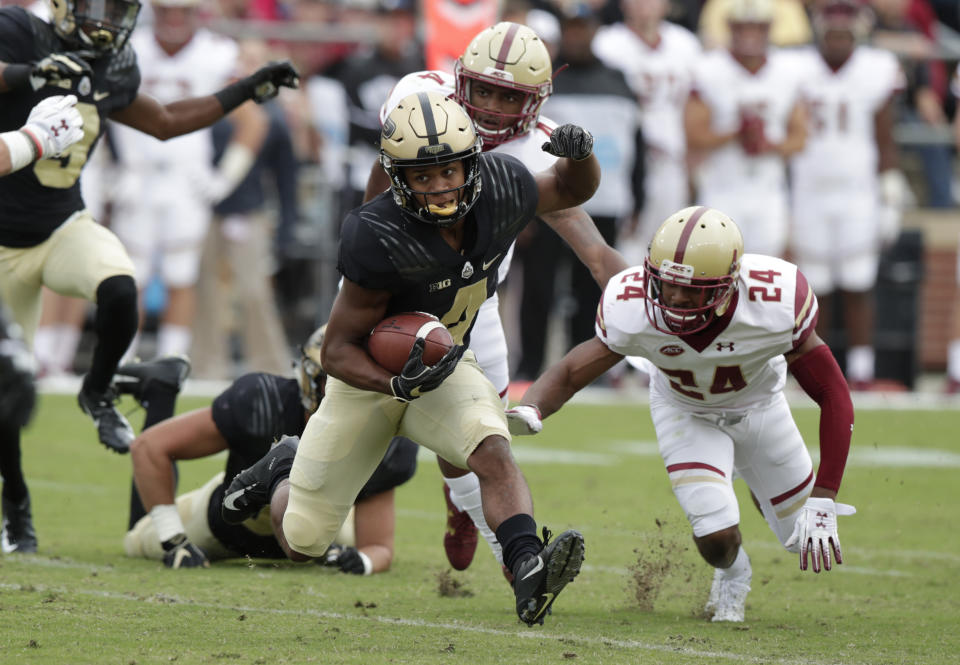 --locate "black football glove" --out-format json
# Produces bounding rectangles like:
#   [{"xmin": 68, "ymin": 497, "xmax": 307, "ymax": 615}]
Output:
[
  {"xmin": 322, "ymin": 543, "xmax": 366, "ymax": 574},
  {"xmin": 0, "ymin": 338, "xmax": 36, "ymax": 427},
  {"xmin": 389, "ymin": 338, "xmax": 465, "ymax": 402},
  {"xmin": 29, "ymin": 52, "xmax": 95, "ymax": 91},
  {"xmin": 541, "ymin": 123, "xmax": 594, "ymax": 161},
  {"xmin": 162, "ymin": 534, "xmax": 210, "ymax": 569},
  {"xmin": 245, "ymin": 60, "xmax": 300, "ymax": 103}
]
